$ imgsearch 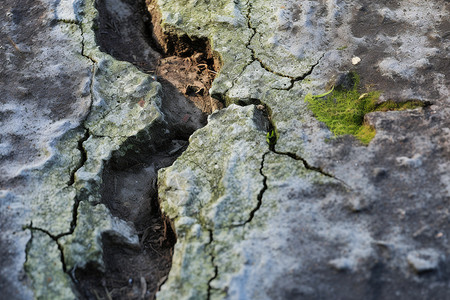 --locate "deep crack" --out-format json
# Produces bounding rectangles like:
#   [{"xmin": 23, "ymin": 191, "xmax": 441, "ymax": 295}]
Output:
[
  {"xmin": 67, "ymin": 130, "xmax": 90, "ymax": 186},
  {"xmin": 272, "ymin": 149, "xmax": 349, "ymax": 187},
  {"xmin": 243, "ymin": 151, "xmax": 269, "ymax": 226},
  {"xmin": 57, "ymin": 129, "xmax": 91, "ymax": 240},
  {"xmin": 69, "ymin": 0, "xmax": 223, "ymax": 298},
  {"xmin": 206, "ymin": 230, "xmax": 219, "ymax": 300}
]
